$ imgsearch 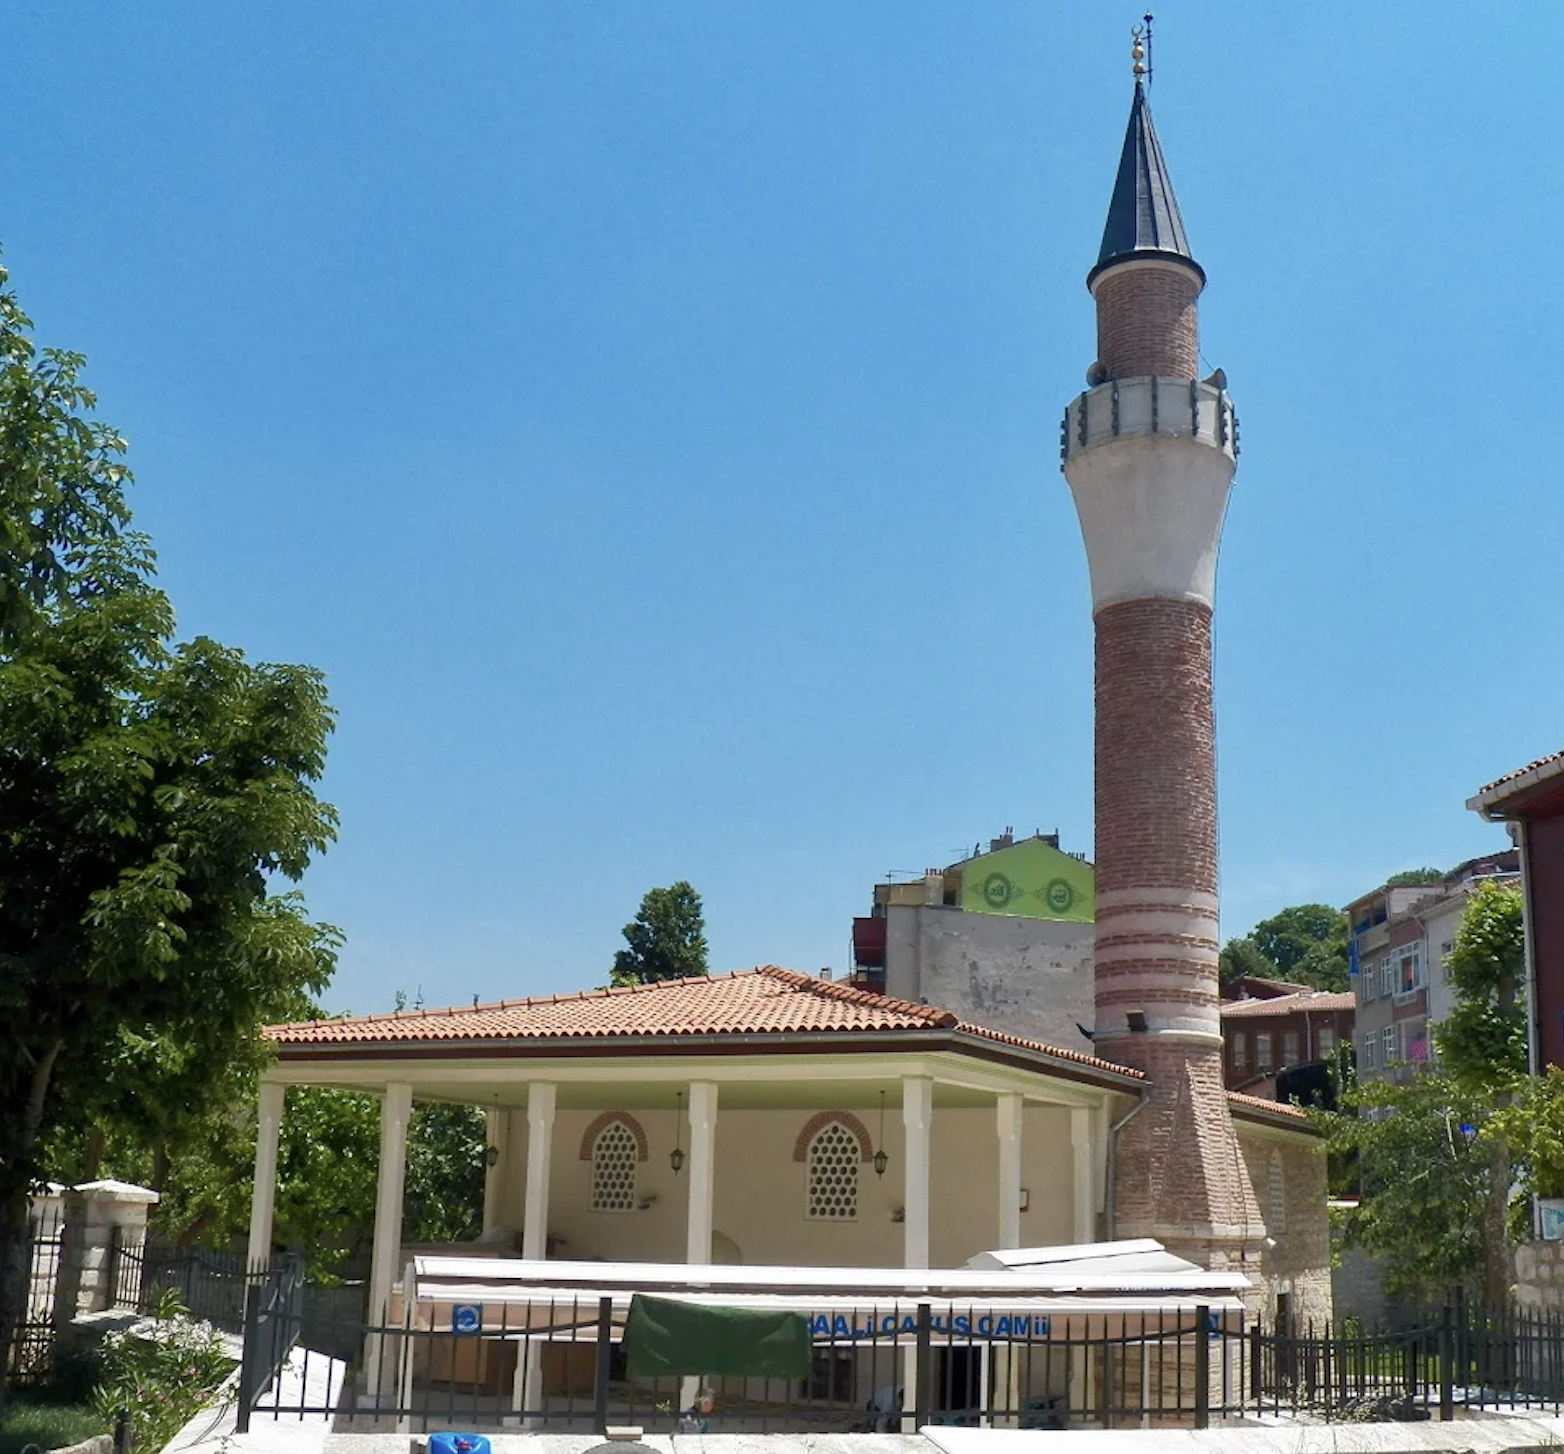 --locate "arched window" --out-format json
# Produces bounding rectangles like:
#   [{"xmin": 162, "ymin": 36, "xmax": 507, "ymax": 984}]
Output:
[
  {"xmin": 592, "ymin": 1119, "xmax": 639, "ymax": 1213},
  {"xmin": 807, "ymin": 1121, "xmax": 861, "ymax": 1221}
]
